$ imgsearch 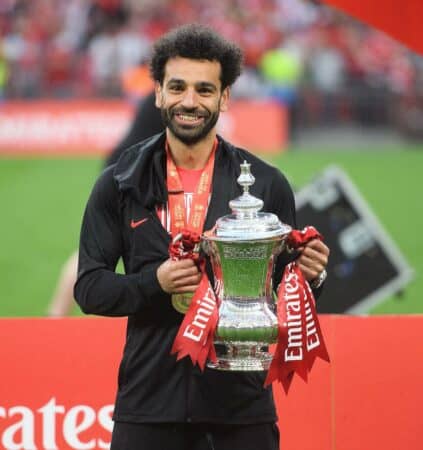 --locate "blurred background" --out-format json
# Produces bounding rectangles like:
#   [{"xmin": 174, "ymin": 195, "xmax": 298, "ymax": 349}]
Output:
[{"xmin": 0, "ymin": 0, "xmax": 422, "ymax": 316}]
